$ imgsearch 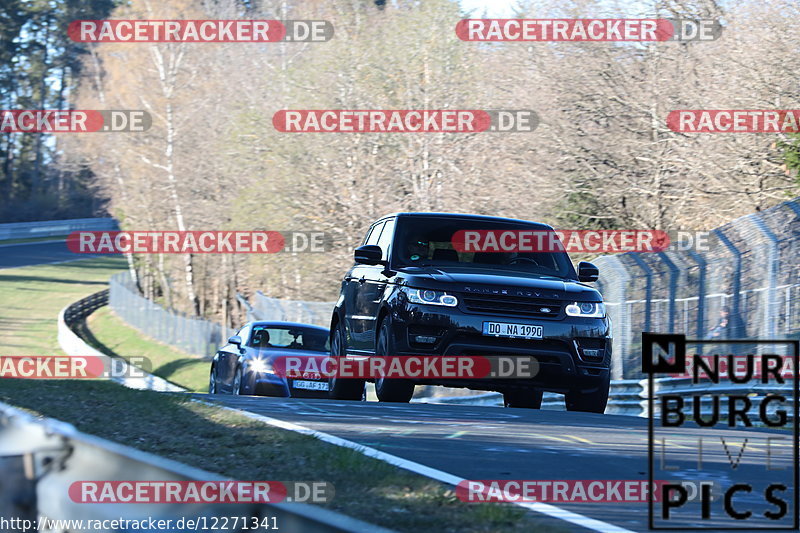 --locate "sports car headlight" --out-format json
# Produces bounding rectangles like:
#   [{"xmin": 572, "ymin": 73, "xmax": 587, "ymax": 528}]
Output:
[
  {"xmin": 404, "ymin": 288, "xmax": 458, "ymax": 307},
  {"xmin": 249, "ymin": 357, "xmax": 271, "ymax": 373},
  {"xmin": 565, "ymin": 302, "xmax": 606, "ymax": 318}
]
